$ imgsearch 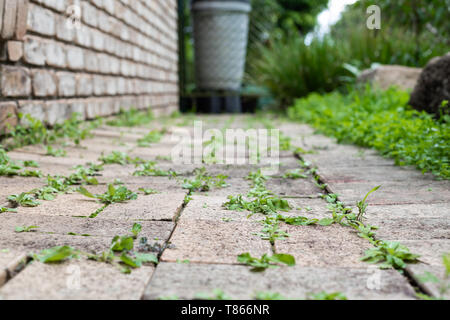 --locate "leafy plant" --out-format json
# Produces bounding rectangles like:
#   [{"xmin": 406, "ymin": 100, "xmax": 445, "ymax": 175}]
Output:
[
  {"xmin": 194, "ymin": 289, "xmax": 232, "ymax": 300},
  {"xmin": 283, "ymin": 168, "xmax": 307, "ymax": 179},
  {"xmin": 99, "ymin": 151, "xmax": 133, "ymax": 165},
  {"xmin": 106, "ymin": 108, "xmax": 154, "ymax": 127},
  {"xmin": 8, "ymin": 193, "xmax": 41, "ymax": 207},
  {"xmin": 45, "ymin": 145, "xmax": 67, "ymax": 157},
  {"xmin": 356, "ymin": 186, "xmax": 381, "ymax": 221},
  {"xmin": 254, "ymin": 291, "xmax": 287, "ymax": 300},
  {"xmin": 307, "ymin": 291, "xmax": 347, "ymax": 300},
  {"xmin": 78, "ymin": 184, "xmax": 138, "ymax": 205},
  {"xmin": 138, "ymin": 188, "xmax": 159, "ymax": 195},
  {"xmin": 34, "ymin": 246, "xmax": 79, "ymax": 263},
  {"xmin": 15, "ymin": 226, "xmax": 39, "ymax": 233},
  {"xmin": 133, "ymin": 161, "xmax": 177, "ymax": 177},
  {"xmin": 237, "ymin": 252, "xmax": 295, "ymax": 272},
  {"xmin": 182, "ymin": 167, "xmax": 228, "ymax": 193},
  {"xmin": 361, "ymin": 241, "xmax": 420, "ymax": 270},
  {"xmin": 0, "ymin": 207, "xmax": 17, "ymax": 213},
  {"xmin": 137, "ymin": 129, "xmax": 166, "ymax": 147}
]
